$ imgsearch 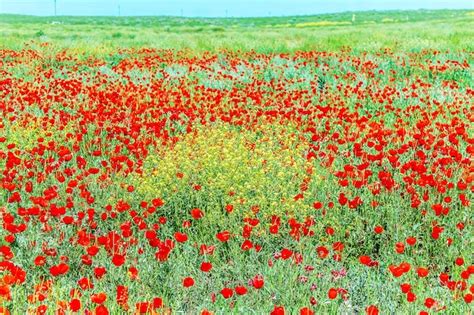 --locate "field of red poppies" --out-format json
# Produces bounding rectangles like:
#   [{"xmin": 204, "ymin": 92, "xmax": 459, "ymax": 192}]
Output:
[{"xmin": 0, "ymin": 46, "xmax": 473, "ymax": 314}]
